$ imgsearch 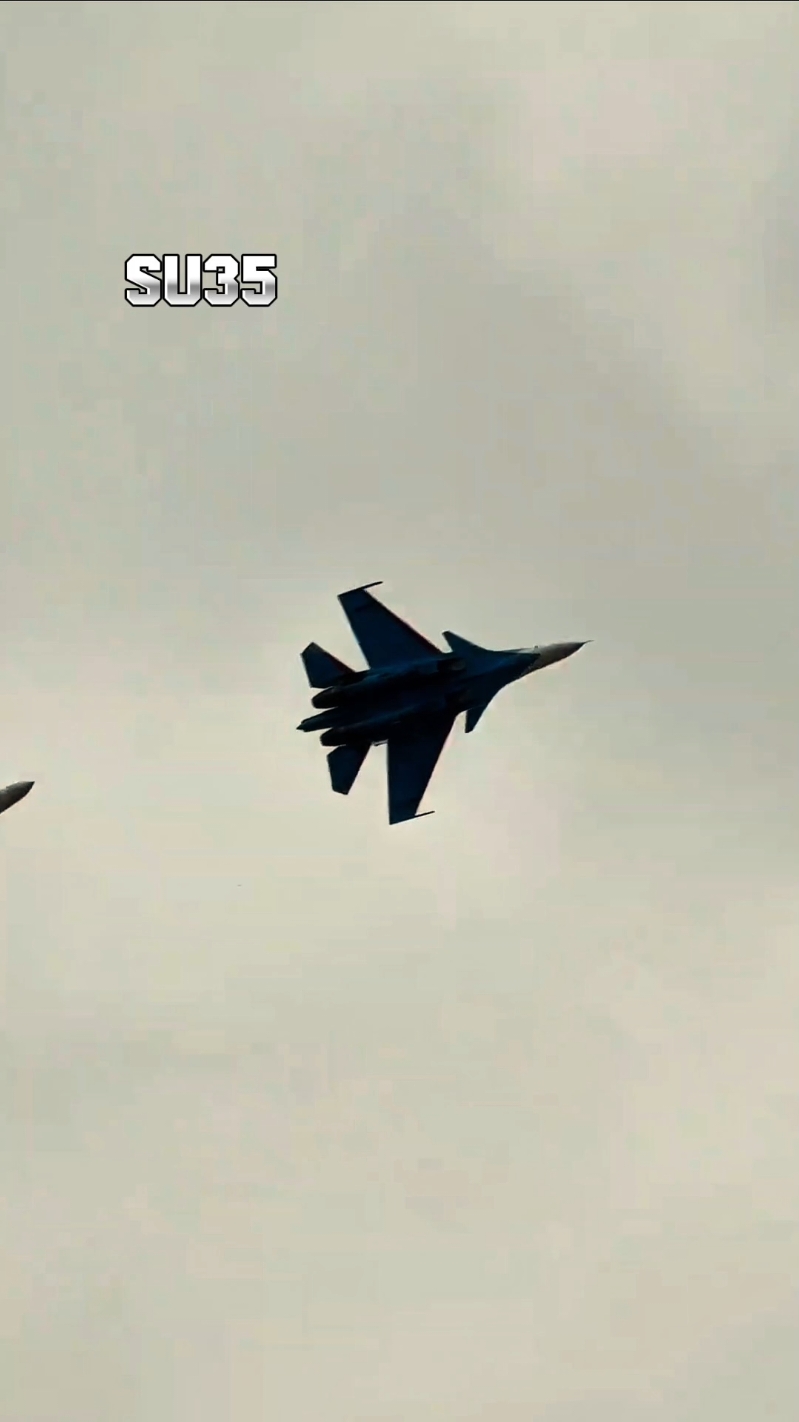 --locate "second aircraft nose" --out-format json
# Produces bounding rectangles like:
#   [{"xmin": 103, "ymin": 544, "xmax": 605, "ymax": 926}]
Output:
[{"xmin": 0, "ymin": 780, "xmax": 35, "ymax": 815}]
